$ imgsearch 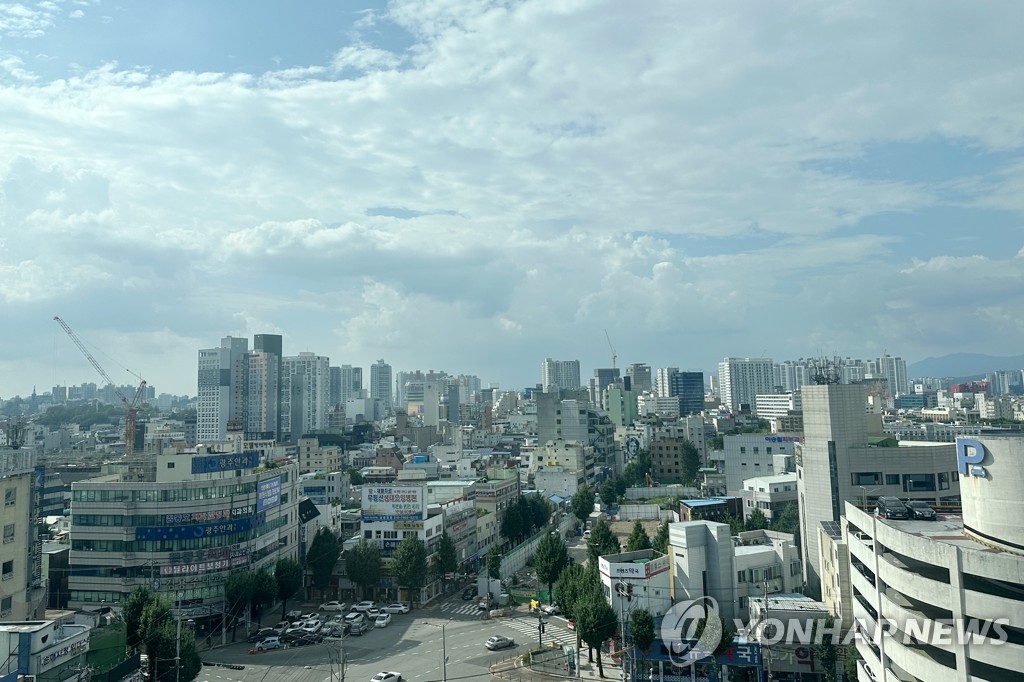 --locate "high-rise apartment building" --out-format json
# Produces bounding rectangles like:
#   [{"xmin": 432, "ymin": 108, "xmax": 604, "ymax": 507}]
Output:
[
  {"xmin": 540, "ymin": 358, "xmax": 581, "ymax": 393},
  {"xmin": 588, "ymin": 368, "xmax": 620, "ymax": 409},
  {"xmin": 718, "ymin": 357, "xmax": 774, "ymax": 412},
  {"xmin": 244, "ymin": 350, "xmax": 280, "ymax": 440},
  {"xmin": 330, "ymin": 365, "xmax": 363, "ymax": 407},
  {"xmin": 370, "ymin": 359, "xmax": 393, "ymax": 410},
  {"xmin": 196, "ymin": 336, "xmax": 248, "ymax": 443},
  {"xmin": 877, "ymin": 353, "xmax": 909, "ymax": 398},
  {"xmin": 655, "ymin": 368, "xmax": 704, "ymax": 415},
  {"xmin": 281, "ymin": 352, "xmax": 330, "ymax": 441},
  {"xmin": 0, "ymin": 448, "xmax": 44, "ymax": 620}
]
